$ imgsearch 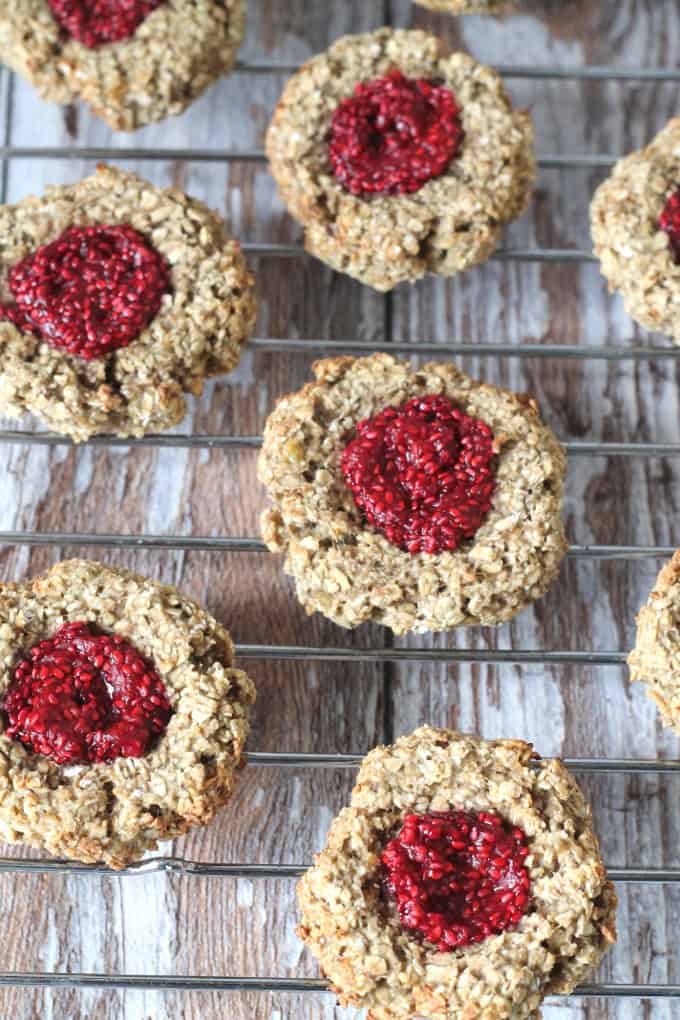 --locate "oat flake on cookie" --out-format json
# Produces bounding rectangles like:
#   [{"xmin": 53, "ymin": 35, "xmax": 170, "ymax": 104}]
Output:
[
  {"xmin": 629, "ymin": 550, "xmax": 680, "ymax": 736},
  {"xmin": 298, "ymin": 726, "xmax": 617, "ymax": 1020},
  {"xmin": 0, "ymin": 0, "xmax": 246, "ymax": 130},
  {"xmin": 0, "ymin": 165, "xmax": 255, "ymax": 442},
  {"xmin": 266, "ymin": 28, "xmax": 535, "ymax": 291},
  {"xmin": 0, "ymin": 559, "xmax": 255, "ymax": 869},
  {"xmin": 591, "ymin": 117, "xmax": 680, "ymax": 343},
  {"xmin": 259, "ymin": 354, "xmax": 568, "ymax": 635}
]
